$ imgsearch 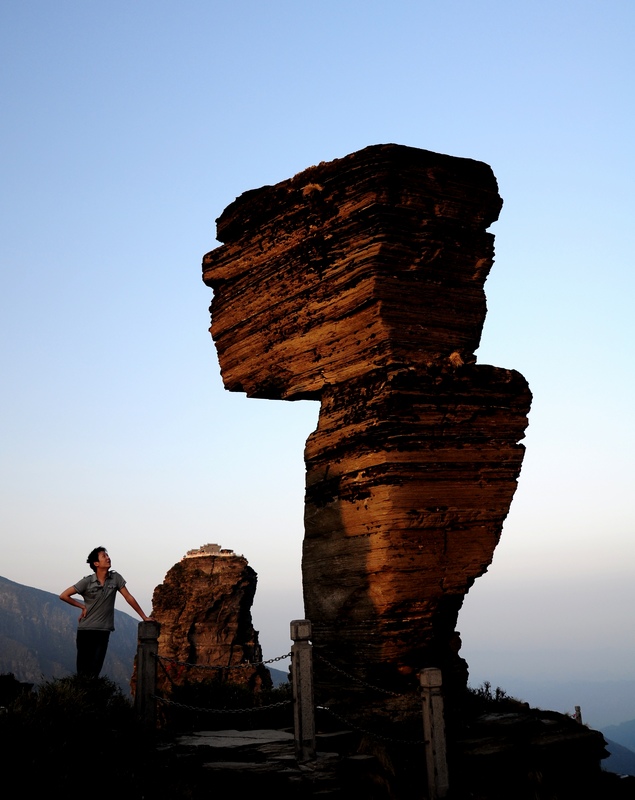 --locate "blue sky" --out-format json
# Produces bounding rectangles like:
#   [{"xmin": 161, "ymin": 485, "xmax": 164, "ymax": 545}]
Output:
[{"xmin": 1, "ymin": 1, "xmax": 634, "ymax": 723}]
